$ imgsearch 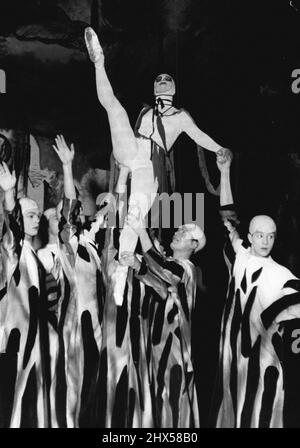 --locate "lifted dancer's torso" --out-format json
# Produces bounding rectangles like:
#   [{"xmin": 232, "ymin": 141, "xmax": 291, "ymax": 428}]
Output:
[{"xmin": 137, "ymin": 107, "xmax": 183, "ymax": 151}]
